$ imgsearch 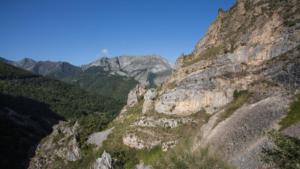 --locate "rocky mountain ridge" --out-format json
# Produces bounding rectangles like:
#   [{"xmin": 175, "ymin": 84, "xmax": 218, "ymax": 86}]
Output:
[
  {"xmin": 2, "ymin": 54, "xmax": 172, "ymax": 86},
  {"xmin": 2, "ymin": 55, "xmax": 172, "ymax": 102},
  {"xmin": 3, "ymin": 0, "xmax": 300, "ymax": 168},
  {"xmin": 82, "ymin": 55, "xmax": 173, "ymax": 86},
  {"xmin": 5, "ymin": 57, "xmax": 81, "ymax": 80}
]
